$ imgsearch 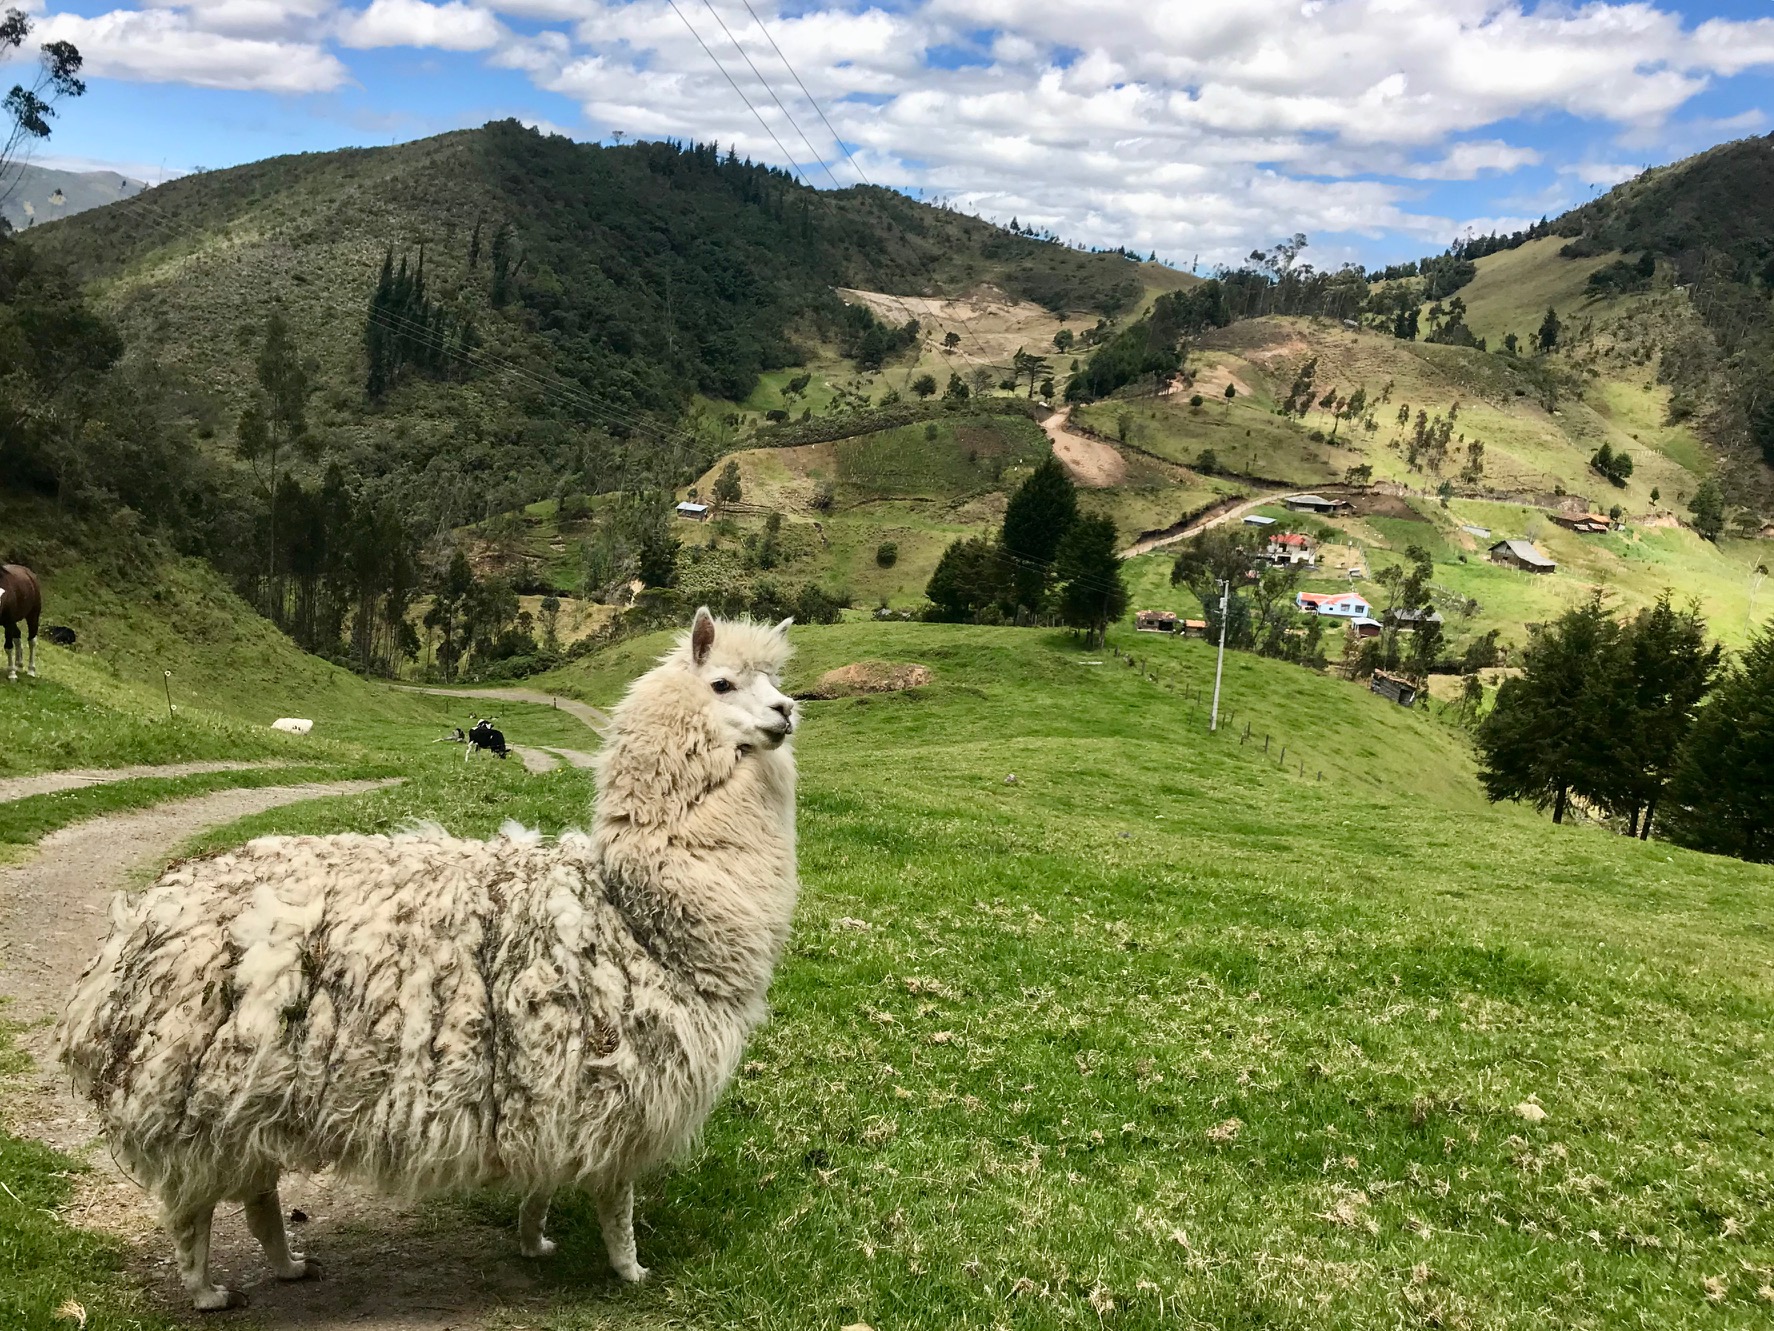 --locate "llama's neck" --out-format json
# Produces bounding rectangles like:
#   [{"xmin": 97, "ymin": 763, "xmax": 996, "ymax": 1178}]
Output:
[{"xmin": 593, "ymin": 717, "xmax": 798, "ymax": 1006}]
